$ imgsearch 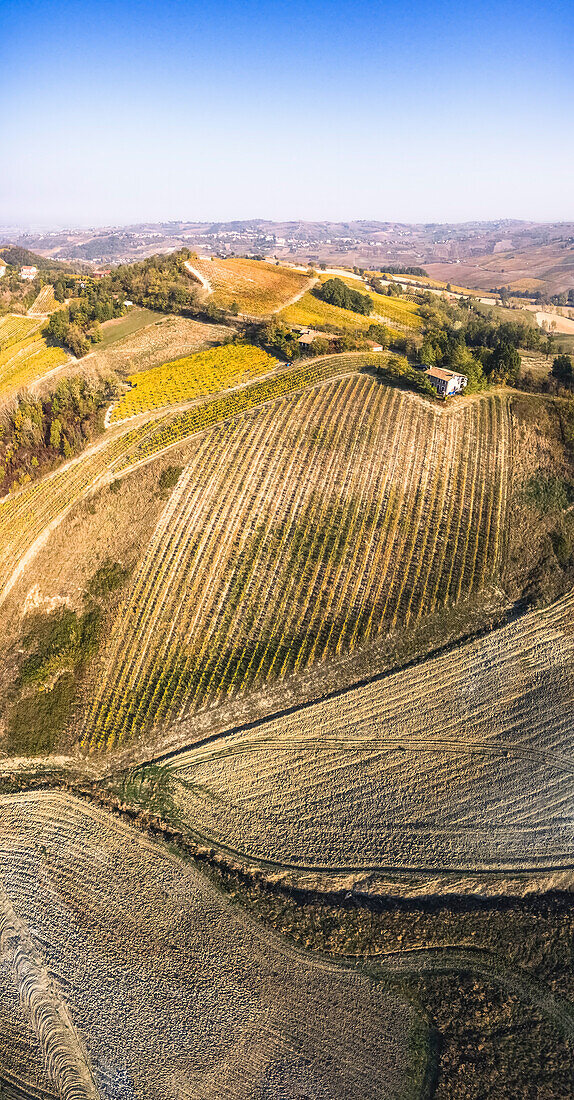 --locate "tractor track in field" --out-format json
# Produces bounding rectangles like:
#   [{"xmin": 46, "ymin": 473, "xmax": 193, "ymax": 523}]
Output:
[
  {"xmin": 0, "ymin": 877, "xmax": 101, "ymax": 1100},
  {"xmin": 165, "ymin": 732, "xmax": 574, "ymax": 776}
]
